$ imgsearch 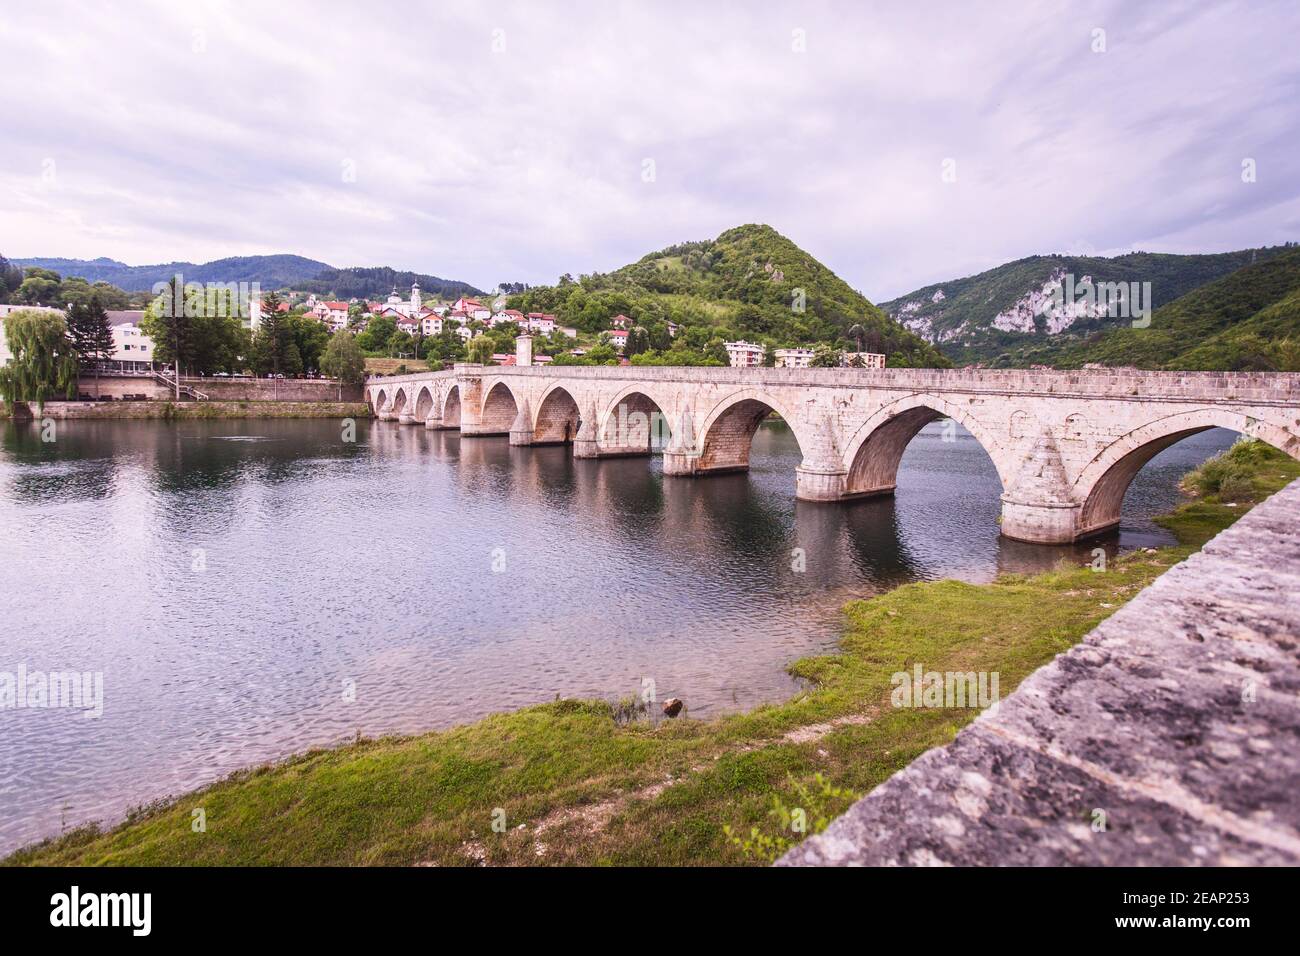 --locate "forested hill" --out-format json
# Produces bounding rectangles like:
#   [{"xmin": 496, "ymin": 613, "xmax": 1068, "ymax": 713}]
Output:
[
  {"xmin": 12, "ymin": 255, "xmax": 333, "ymax": 291},
  {"xmin": 298, "ymin": 266, "xmax": 482, "ymax": 300},
  {"xmin": 10, "ymin": 255, "xmax": 484, "ymax": 300},
  {"xmin": 1050, "ymin": 246, "xmax": 1300, "ymax": 371},
  {"xmin": 506, "ymin": 224, "xmax": 951, "ymax": 367},
  {"xmin": 880, "ymin": 245, "xmax": 1294, "ymax": 367}
]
